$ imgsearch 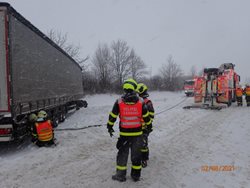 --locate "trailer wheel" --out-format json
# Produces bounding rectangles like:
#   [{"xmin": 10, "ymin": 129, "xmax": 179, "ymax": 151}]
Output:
[
  {"xmin": 76, "ymin": 100, "xmax": 88, "ymax": 108},
  {"xmin": 59, "ymin": 110, "xmax": 66, "ymax": 122},
  {"xmin": 53, "ymin": 116, "xmax": 59, "ymax": 128}
]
